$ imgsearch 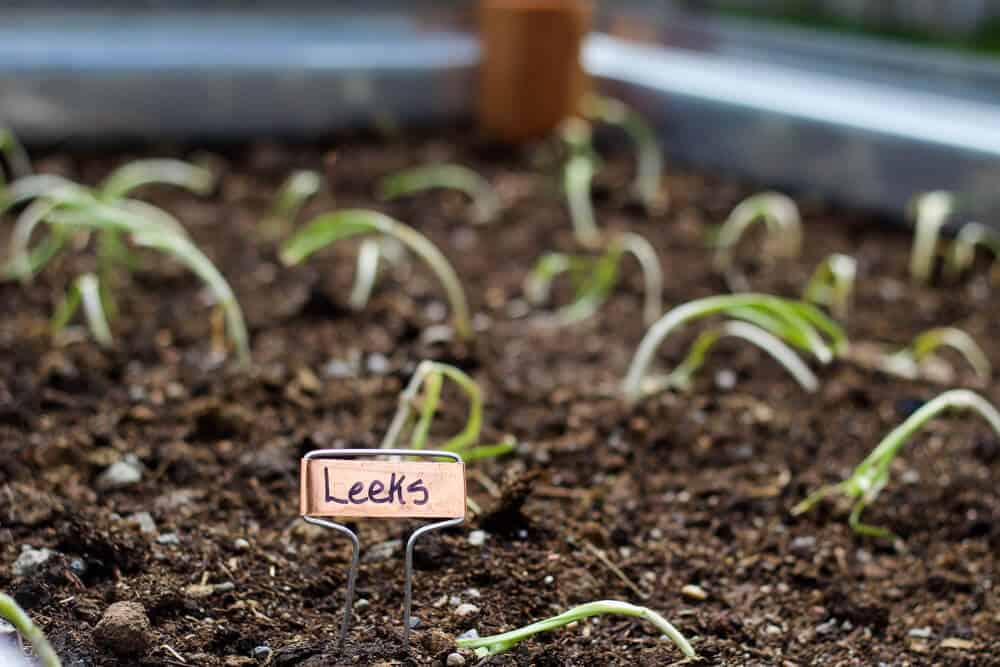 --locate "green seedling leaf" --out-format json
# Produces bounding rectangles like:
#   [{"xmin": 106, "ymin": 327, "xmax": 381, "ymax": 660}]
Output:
[
  {"xmin": 647, "ymin": 320, "xmax": 818, "ymax": 395},
  {"xmin": 456, "ymin": 600, "xmax": 695, "ymax": 659},
  {"xmin": 884, "ymin": 326, "xmax": 991, "ymax": 382},
  {"xmin": 793, "ymin": 389, "xmax": 1000, "ymax": 541},
  {"xmin": 803, "ymin": 253, "xmax": 856, "ymax": 321},
  {"xmin": 583, "ymin": 94, "xmax": 666, "ymax": 211},
  {"xmin": 623, "ymin": 293, "xmax": 846, "ymax": 404},
  {"xmin": 714, "ymin": 192, "xmax": 802, "ymax": 291},
  {"xmin": 0, "ymin": 128, "xmax": 32, "ymax": 181},
  {"xmin": 260, "ymin": 170, "xmax": 322, "ymax": 241},
  {"xmin": 380, "ymin": 164, "xmax": 499, "ymax": 225},
  {"xmin": 907, "ymin": 190, "xmax": 955, "ymax": 285},
  {"xmin": 52, "ymin": 273, "xmax": 113, "ymax": 348},
  {"xmin": 281, "ymin": 209, "xmax": 472, "ymax": 340},
  {"xmin": 99, "ymin": 158, "xmax": 214, "ymax": 200},
  {"xmin": 0, "ymin": 592, "xmax": 62, "ymax": 667}
]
